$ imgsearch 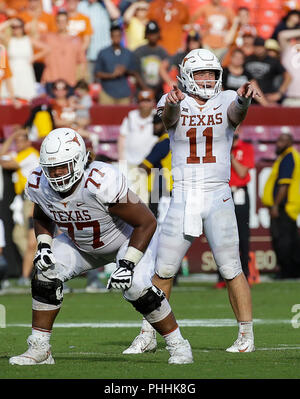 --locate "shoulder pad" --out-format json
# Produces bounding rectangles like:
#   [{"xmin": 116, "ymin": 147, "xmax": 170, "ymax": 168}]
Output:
[{"xmin": 83, "ymin": 162, "xmax": 128, "ymax": 204}]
